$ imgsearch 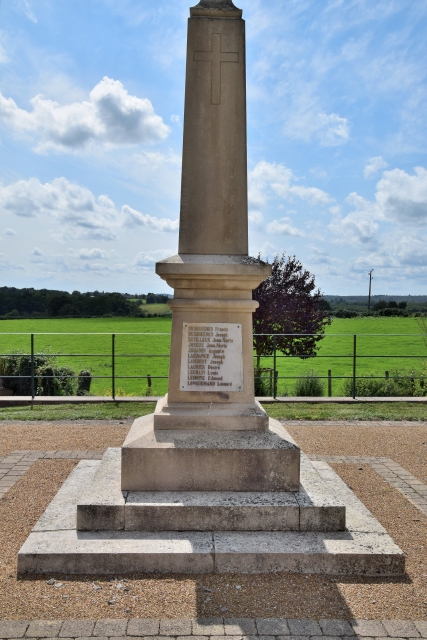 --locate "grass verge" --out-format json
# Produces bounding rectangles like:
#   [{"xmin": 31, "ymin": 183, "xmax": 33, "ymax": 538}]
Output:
[
  {"xmin": 266, "ymin": 401, "xmax": 427, "ymax": 421},
  {"xmin": 0, "ymin": 402, "xmax": 156, "ymax": 421}
]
